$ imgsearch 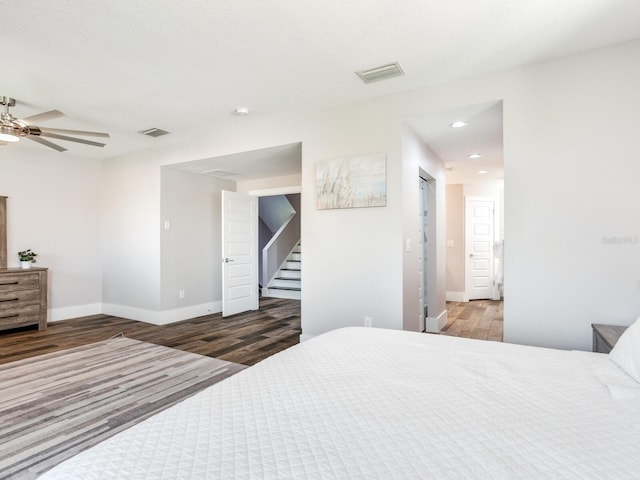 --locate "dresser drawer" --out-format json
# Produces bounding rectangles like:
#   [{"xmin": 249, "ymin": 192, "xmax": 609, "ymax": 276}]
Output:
[
  {"xmin": 0, "ymin": 268, "xmax": 47, "ymax": 332},
  {"xmin": 0, "ymin": 304, "xmax": 41, "ymax": 328},
  {"xmin": 0, "ymin": 273, "xmax": 41, "ymax": 292},
  {"xmin": 0, "ymin": 289, "xmax": 40, "ymax": 310}
]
